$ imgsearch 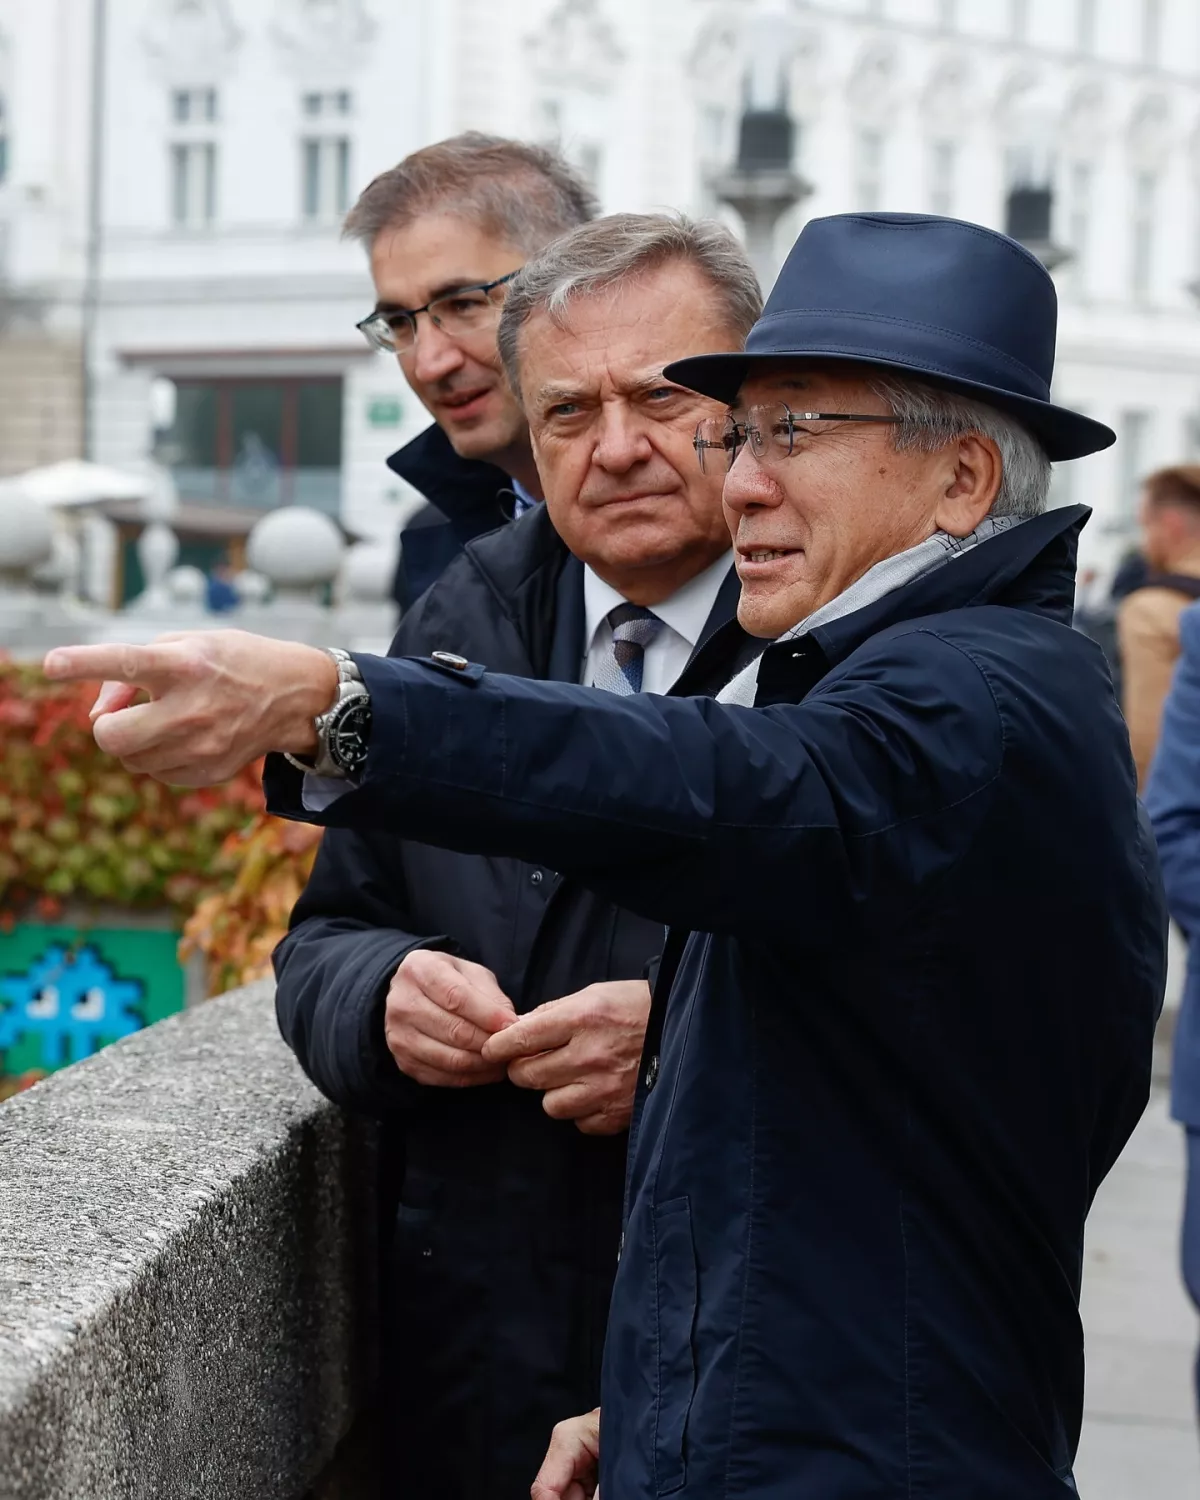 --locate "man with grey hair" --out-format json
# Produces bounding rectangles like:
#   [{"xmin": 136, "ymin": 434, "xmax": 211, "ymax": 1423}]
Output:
[
  {"xmin": 50, "ymin": 213, "xmax": 1164, "ymax": 1498},
  {"xmin": 45, "ymin": 210, "xmax": 760, "ymax": 1500},
  {"xmin": 347, "ymin": 132, "xmax": 597, "ymax": 603}
]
